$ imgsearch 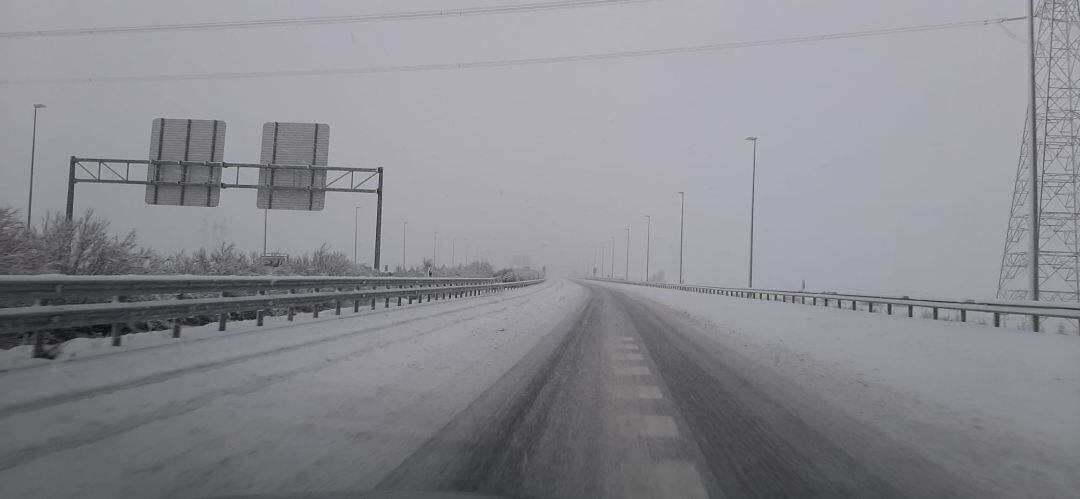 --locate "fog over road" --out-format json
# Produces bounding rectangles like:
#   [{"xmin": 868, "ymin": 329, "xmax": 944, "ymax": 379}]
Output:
[{"xmin": 0, "ymin": 279, "xmax": 1073, "ymax": 498}]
